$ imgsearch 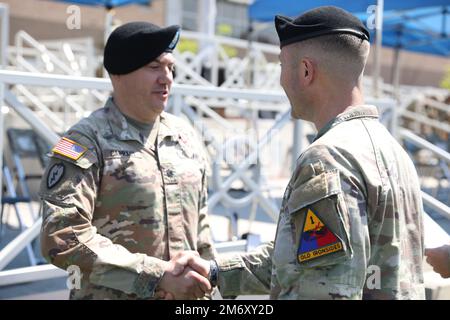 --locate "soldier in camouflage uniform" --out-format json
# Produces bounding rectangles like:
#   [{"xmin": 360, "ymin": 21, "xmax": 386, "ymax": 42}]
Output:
[
  {"xmin": 182, "ymin": 6, "xmax": 425, "ymax": 300},
  {"xmin": 40, "ymin": 22, "xmax": 215, "ymax": 299}
]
